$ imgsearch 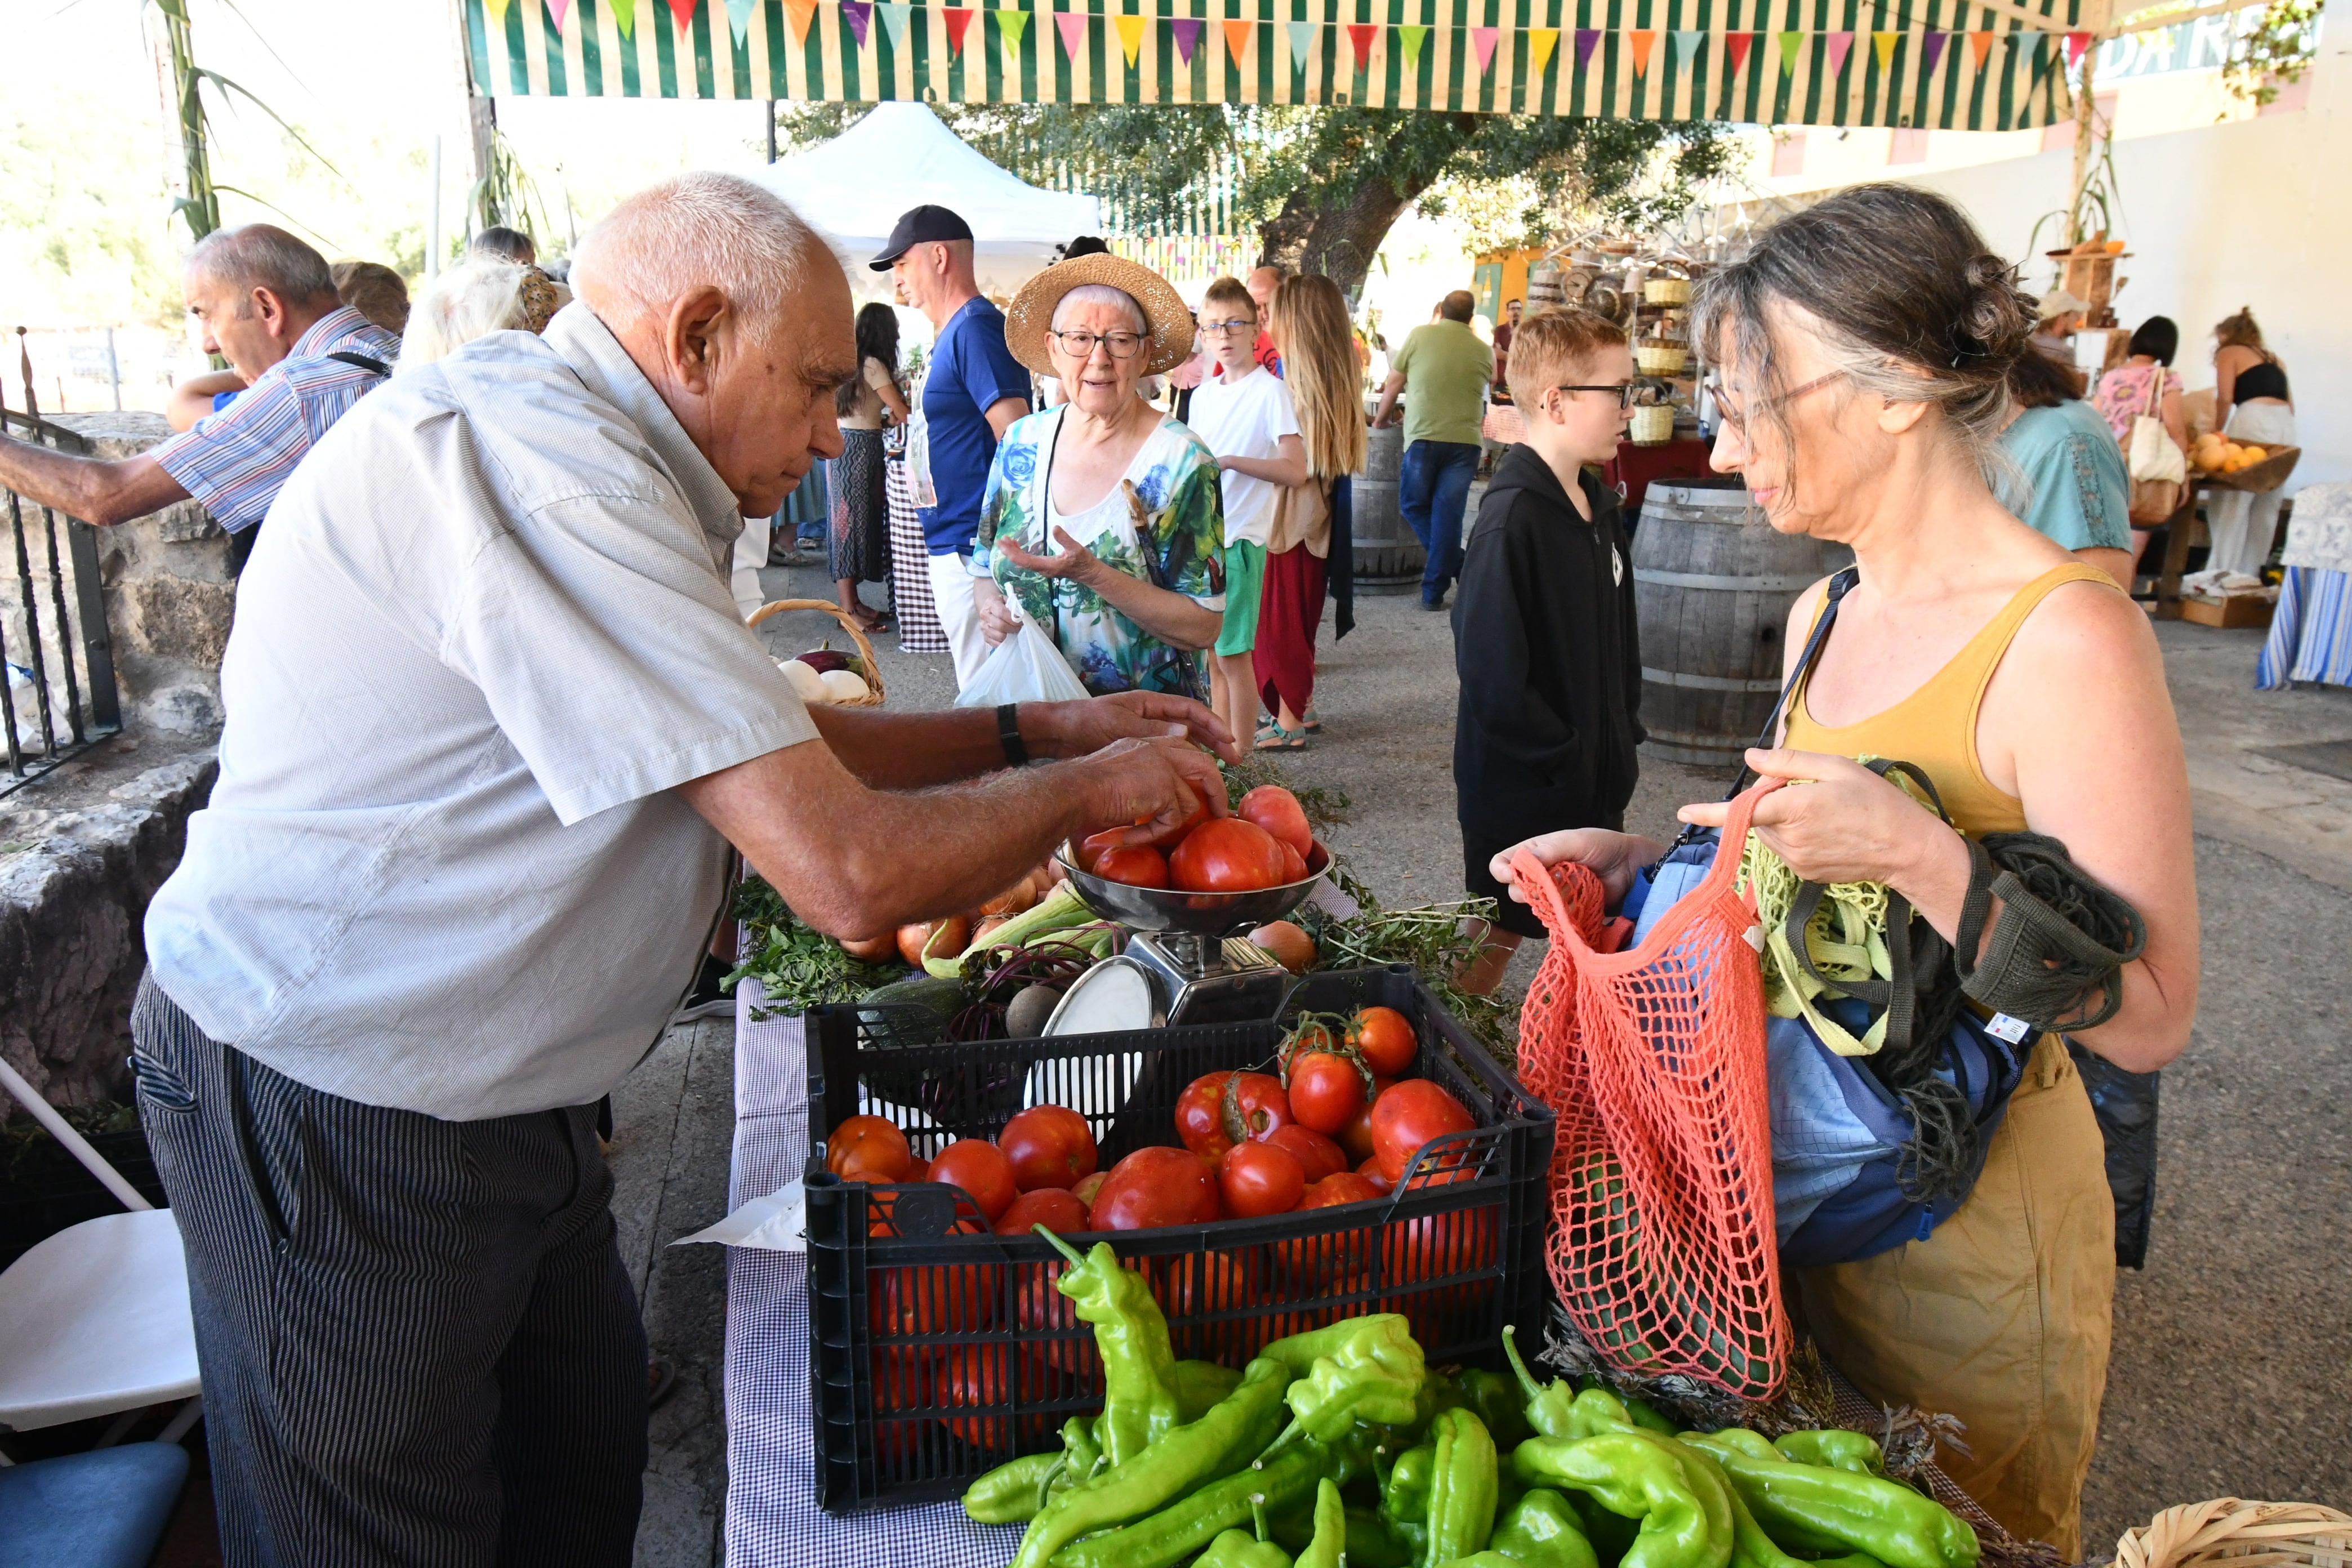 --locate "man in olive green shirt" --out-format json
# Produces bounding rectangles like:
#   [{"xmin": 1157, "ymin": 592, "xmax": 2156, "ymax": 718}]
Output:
[{"xmin": 1375, "ymin": 291, "xmax": 1496, "ymax": 608}]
